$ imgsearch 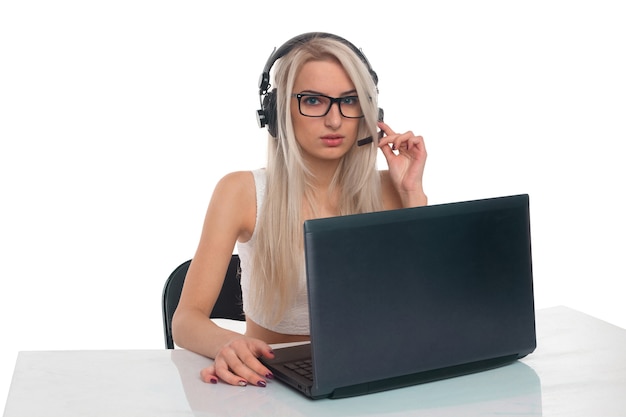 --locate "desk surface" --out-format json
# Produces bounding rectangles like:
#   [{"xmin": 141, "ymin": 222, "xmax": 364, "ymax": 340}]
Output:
[{"xmin": 3, "ymin": 306, "xmax": 626, "ymax": 417}]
